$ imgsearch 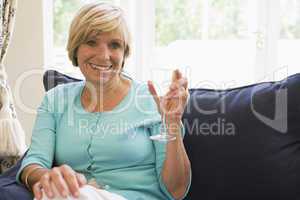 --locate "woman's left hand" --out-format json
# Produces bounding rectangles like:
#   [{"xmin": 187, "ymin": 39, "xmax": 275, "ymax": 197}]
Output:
[{"xmin": 148, "ymin": 69, "xmax": 189, "ymax": 126}]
